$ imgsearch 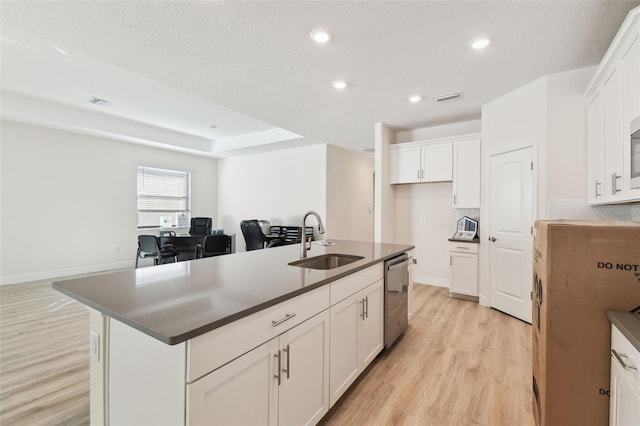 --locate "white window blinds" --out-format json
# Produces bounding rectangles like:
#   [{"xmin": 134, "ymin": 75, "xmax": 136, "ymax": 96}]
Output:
[{"xmin": 137, "ymin": 166, "xmax": 190, "ymax": 227}]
